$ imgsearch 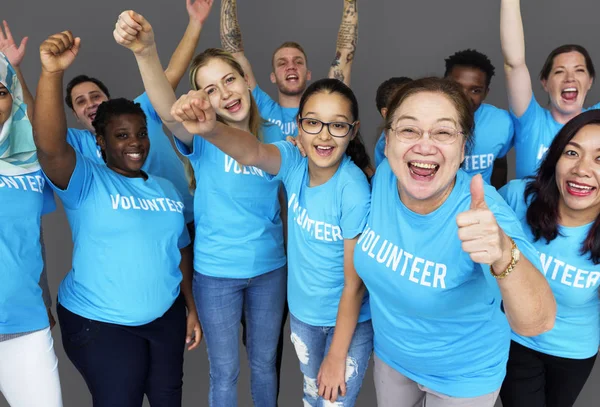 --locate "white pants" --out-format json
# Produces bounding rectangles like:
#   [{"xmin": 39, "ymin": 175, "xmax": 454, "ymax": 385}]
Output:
[{"xmin": 0, "ymin": 328, "xmax": 63, "ymax": 407}]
